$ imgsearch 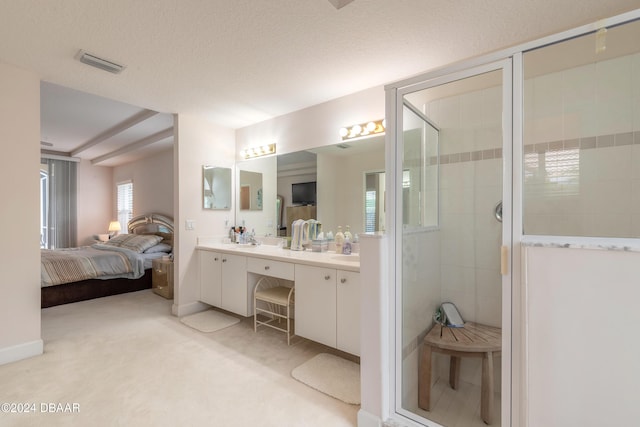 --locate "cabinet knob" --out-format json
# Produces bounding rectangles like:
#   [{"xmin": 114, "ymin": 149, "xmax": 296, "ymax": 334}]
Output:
[
  {"xmin": 214, "ymin": 257, "xmax": 219, "ymax": 261},
  {"xmin": 340, "ymin": 278, "xmax": 347, "ymax": 284},
  {"xmin": 324, "ymin": 275, "xmax": 331, "ymax": 280},
  {"xmin": 264, "ymin": 265, "xmax": 270, "ymax": 270},
  {"xmin": 222, "ymin": 258, "xmax": 227, "ymax": 263}
]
